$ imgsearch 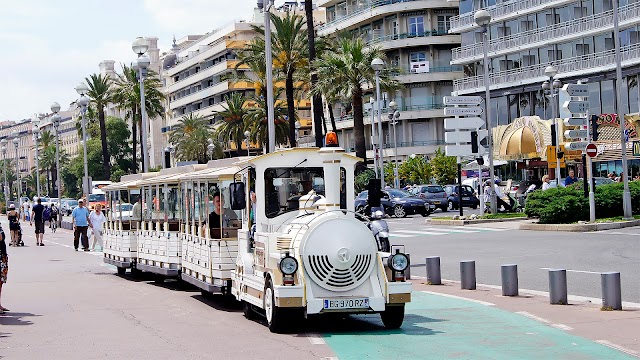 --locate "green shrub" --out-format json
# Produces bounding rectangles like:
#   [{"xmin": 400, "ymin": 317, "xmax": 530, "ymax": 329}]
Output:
[
  {"xmin": 594, "ymin": 181, "xmax": 640, "ymax": 218},
  {"xmin": 525, "ymin": 186, "xmax": 589, "ymax": 224},
  {"xmin": 355, "ymin": 168, "xmax": 377, "ymax": 193}
]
